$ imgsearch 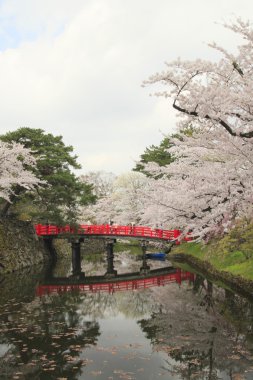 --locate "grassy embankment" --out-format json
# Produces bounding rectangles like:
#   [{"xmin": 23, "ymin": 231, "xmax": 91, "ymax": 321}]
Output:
[{"xmin": 173, "ymin": 220, "xmax": 253, "ymax": 281}]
